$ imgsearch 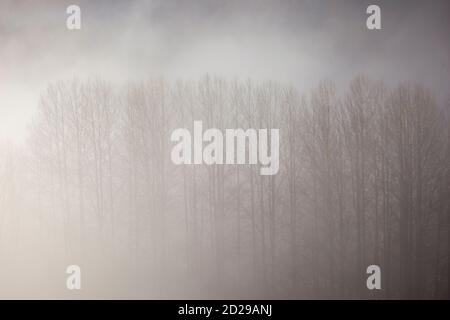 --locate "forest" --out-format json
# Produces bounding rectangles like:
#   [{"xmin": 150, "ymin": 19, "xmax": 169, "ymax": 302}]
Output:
[{"xmin": 0, "ymin": 75, "xmax": 449, "ymax": 299}]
